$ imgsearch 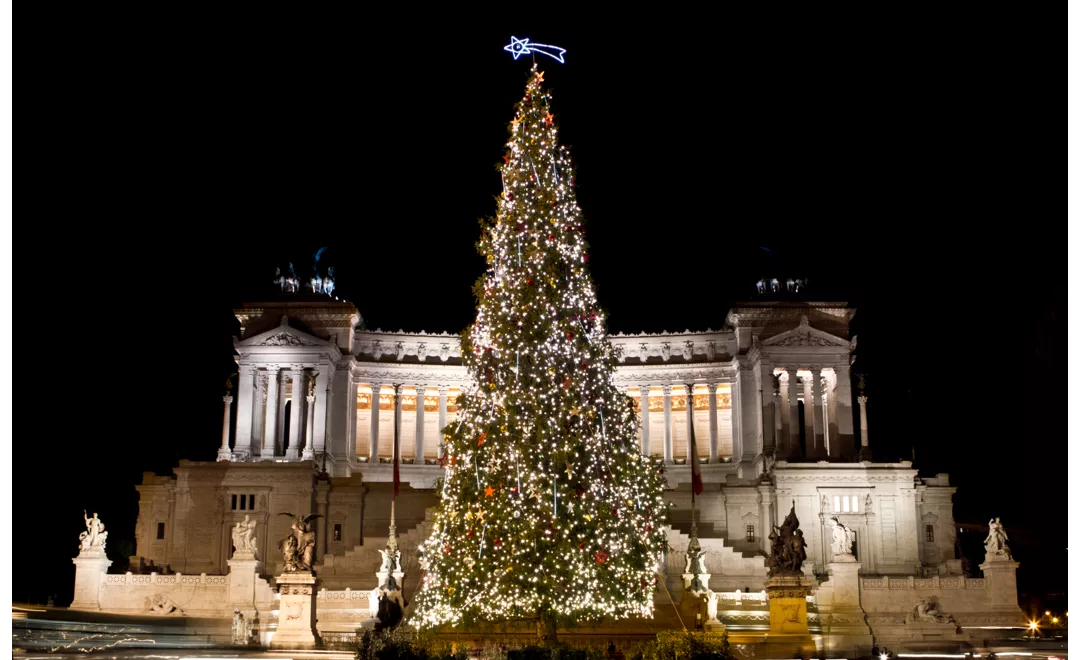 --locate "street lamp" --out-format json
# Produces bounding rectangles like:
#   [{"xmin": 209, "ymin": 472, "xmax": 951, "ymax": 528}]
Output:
[{"xmin": 1028, "ymin": 620, "xmax": 1039, "ymax": 638}]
